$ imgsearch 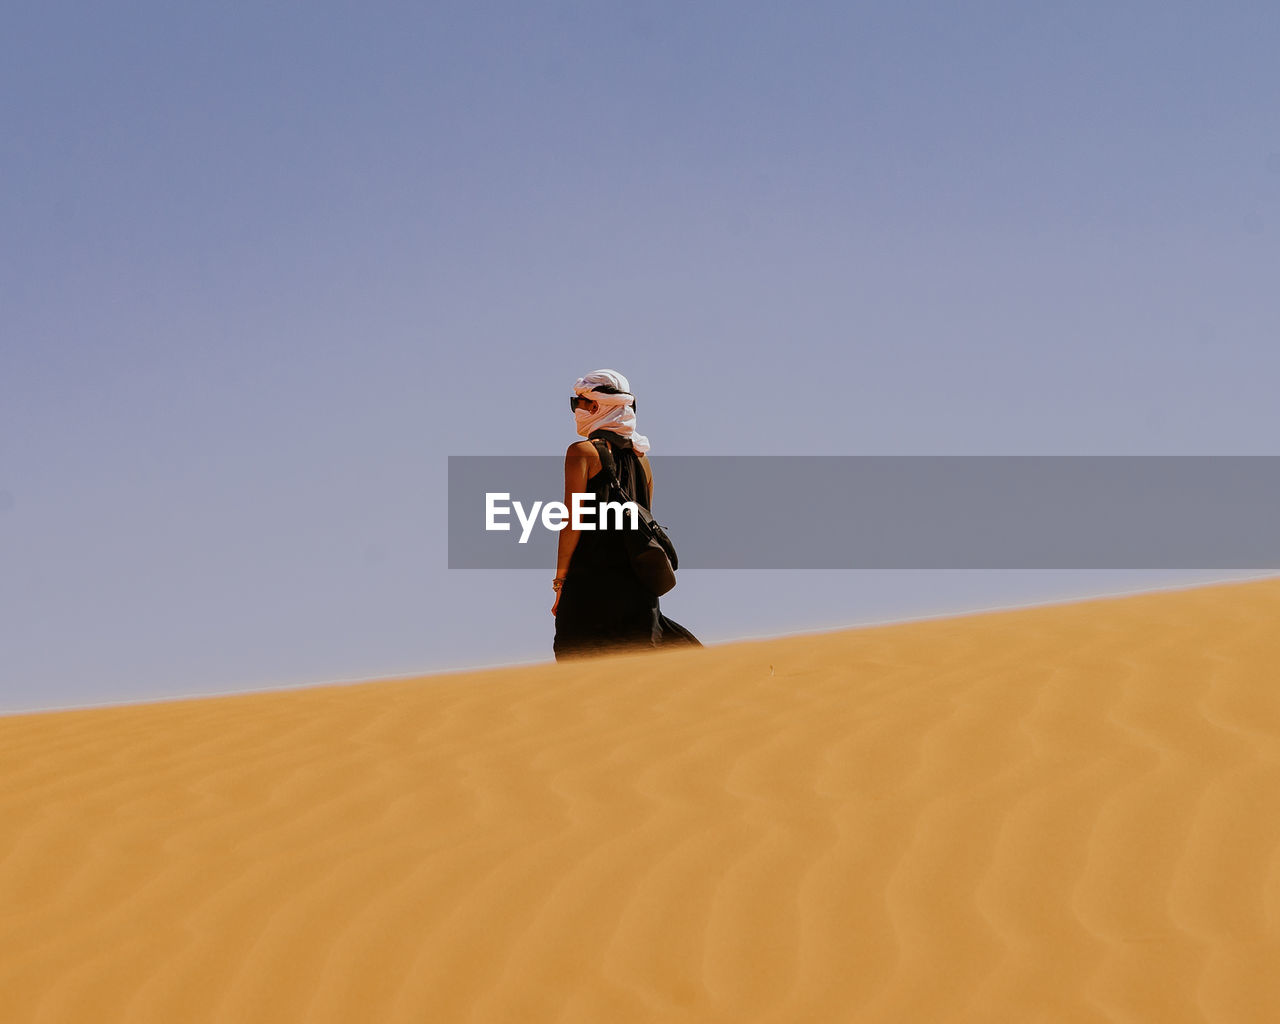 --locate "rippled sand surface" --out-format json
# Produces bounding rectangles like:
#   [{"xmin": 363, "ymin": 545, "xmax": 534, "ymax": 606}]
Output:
[{"xmin": 4, "ymin": 576, "xmax": 1280, "ymax": 1023}]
